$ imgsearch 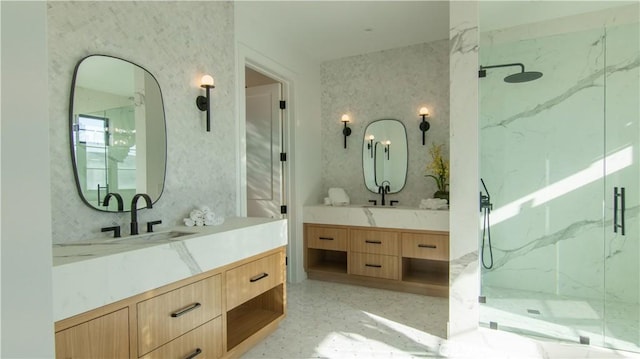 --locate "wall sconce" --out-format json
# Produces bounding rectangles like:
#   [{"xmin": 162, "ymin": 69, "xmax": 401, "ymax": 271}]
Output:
[
  {"xmin": 367, "ymin": 135, "xmax": 375, "ymax": 158},
  {"xmin": 419, "ymin": 106, "xmax": 431, "ymax": 145},
  {"xmin": 196, "ymin": 74, "xmax": 215, "ymax": 132},
  {"xmin": 384, "ymin": 140, "xmax": 391, "ymax": 160},
  {"xmin": 341, "ymin": 114, "xmax": 352, "ymax": 149}
]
